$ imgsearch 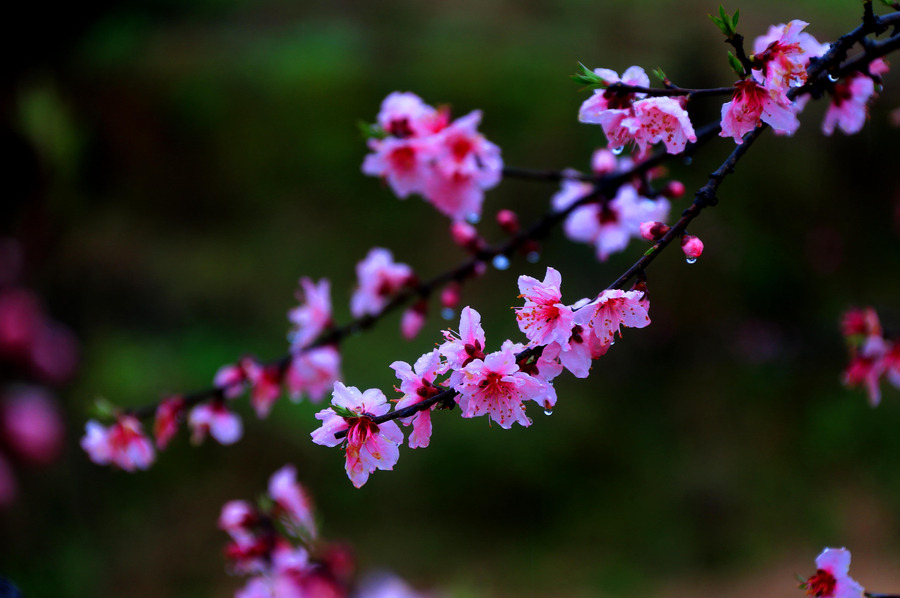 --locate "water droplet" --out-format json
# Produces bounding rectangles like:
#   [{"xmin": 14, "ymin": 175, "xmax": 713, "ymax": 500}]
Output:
[
  {"xmin": 611, "ymin": 146, "xmax": 624, "ymax": 156},
  {"xmin": 526, "ymin": 417, "xmax": 534, "ymax": 426},
  {"xmin": 492, "ymin": 254, "xmax": 510, "ymax": 270},
  {"xmin": 441, "ymin": 307, "xmax": 456, "ymax": 321},
  {"xmin": 686, "ymin": 257, "xmax": 698, "ymax": 264},
  {"xmin": 683, "ymin": 156, "xmax": 693, "ymax": 166},
  {"xmin": 543, "ymin": 408, "xmax": 553, "ymax": 416},
  {"xmin": 876, "ymin": 84, "xmax": 884, "ymax": 93},
  {"xmin": 526, "ymin": 251, "xmax": 540, "ymax": 263},
  {"xmin": 828, "ymin": 73, "xmax": 839, "ymax": 83},
  {"xmin": 465, "ymin": 212, "xmax": 481, "ymax": 224}
]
